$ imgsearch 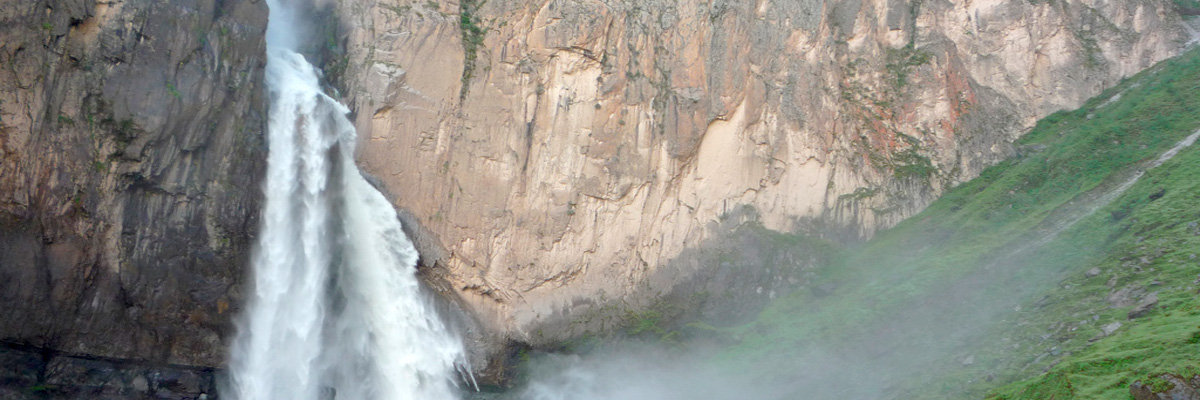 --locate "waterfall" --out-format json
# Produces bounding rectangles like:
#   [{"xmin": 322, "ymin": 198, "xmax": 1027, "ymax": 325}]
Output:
[{"xmin": 225, "ymin": 1, "xmax": 466, "ymax": 398}]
